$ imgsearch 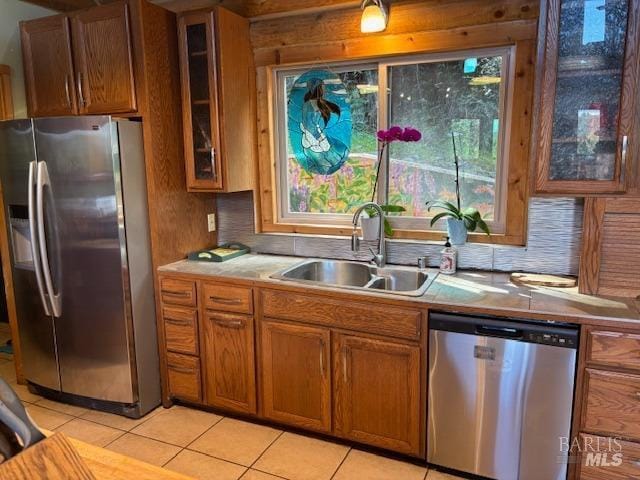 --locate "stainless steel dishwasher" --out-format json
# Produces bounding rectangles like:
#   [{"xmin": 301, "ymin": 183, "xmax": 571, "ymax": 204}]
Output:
[{"xmin": 428, "ymin": 312, "xmax": 578, "ymax": 480}]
